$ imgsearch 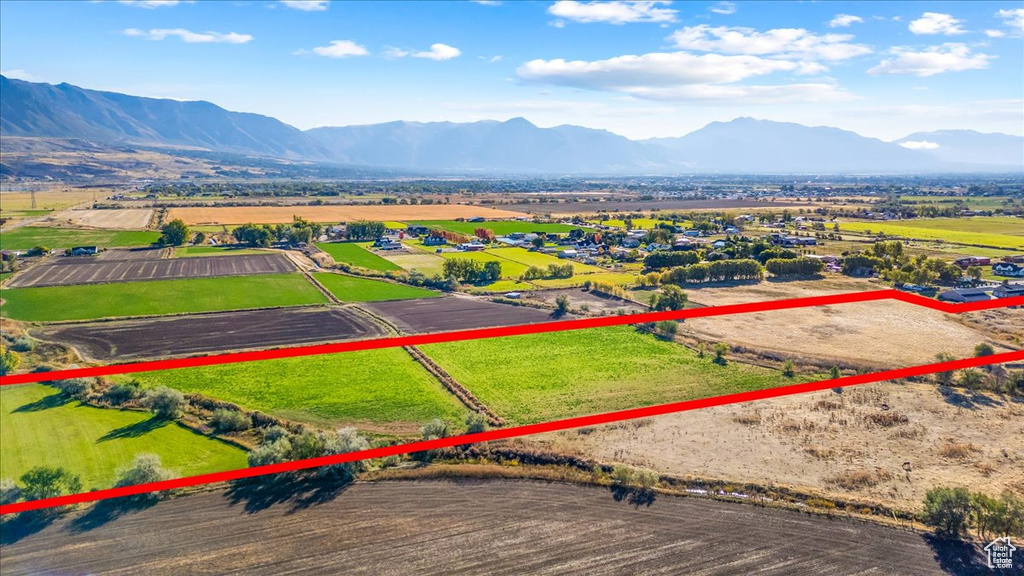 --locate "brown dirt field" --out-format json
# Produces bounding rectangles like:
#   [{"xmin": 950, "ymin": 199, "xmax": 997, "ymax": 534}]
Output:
[
  {"xmin": 6, "ymin": 252, "xmax": 295, "ymax": 288},
  {"xmin": 166, "ymin": 205, "xmax": 529, "ymax": 225},
  {"xmin": 363, "ymin": 295, "xmax": 561, "ymax": 333},
  {"xmin": 0, "ymin": 479, "xmax": 966, "ymax": 575},
  {"xmin": 526, "ymin": 287, "xmax": 647, "ymax": 315},
  {"xmin": 31, "ymin": 306, "xmax": 385, "ymax": 361},
  {"xmin": 538, "ymin": 381, "xmax": 1024, "ymax": 512},
  {"xmin": 52, "ymin": 208, "xmax": 154, "ymax": 229},
  {"xmin": 680, "ymin": 278, "xmax": 1020, "ymax": 369}
]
